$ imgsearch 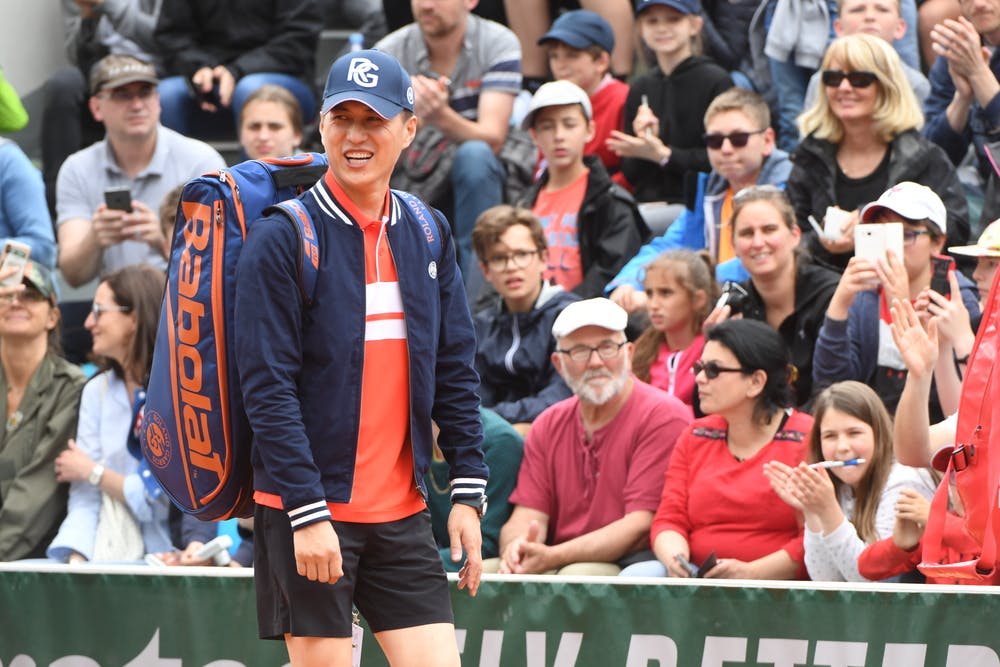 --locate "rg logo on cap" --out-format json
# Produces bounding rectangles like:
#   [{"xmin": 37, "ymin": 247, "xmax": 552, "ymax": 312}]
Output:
[{"xmin": 347, "ymin": 58, "xmax": 379, "ymax": 88}]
